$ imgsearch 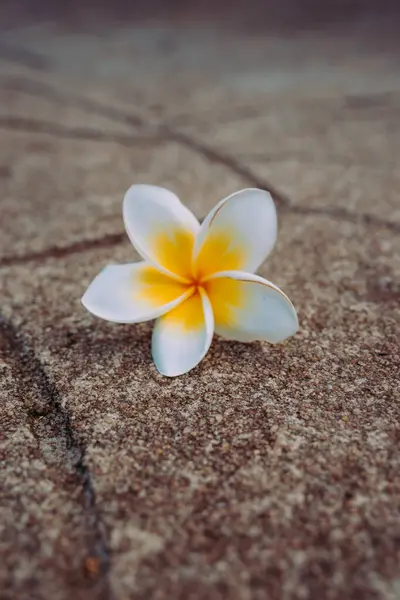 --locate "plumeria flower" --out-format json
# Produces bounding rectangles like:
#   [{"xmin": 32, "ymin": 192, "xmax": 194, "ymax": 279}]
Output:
[{"xmin": 82, "ymin": 185, "xmax": 298, "ymax": 376}]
